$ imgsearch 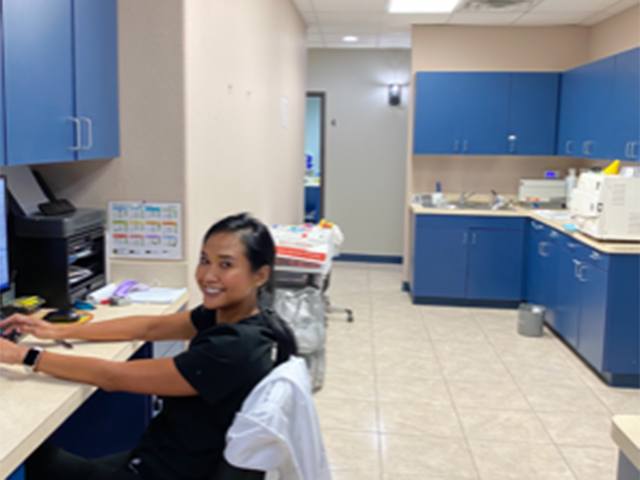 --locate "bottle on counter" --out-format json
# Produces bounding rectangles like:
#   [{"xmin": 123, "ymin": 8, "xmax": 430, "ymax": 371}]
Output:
[
  {"xmin": 432, "ymin": 181, "xmax": 444, "ymax": 206},
  {"xmin": 565, "ymin": 168, "xmax": 577, "ymax": 208}
]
